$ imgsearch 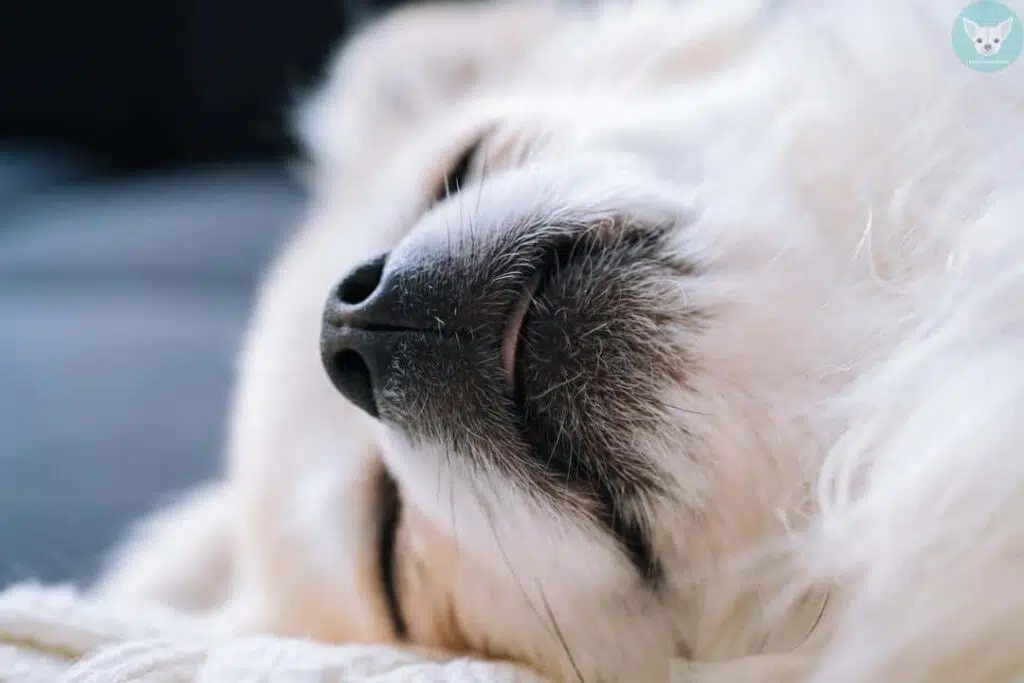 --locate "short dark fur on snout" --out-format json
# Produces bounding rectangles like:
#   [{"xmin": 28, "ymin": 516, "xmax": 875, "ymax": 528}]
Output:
[{"xmin": 321, "ymin": 163, "xmax": 697, "ymax": 584}]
